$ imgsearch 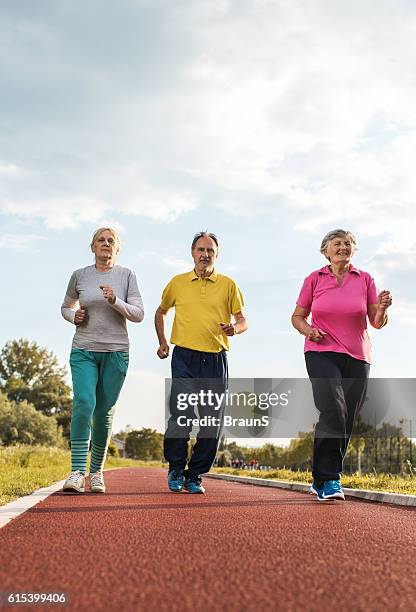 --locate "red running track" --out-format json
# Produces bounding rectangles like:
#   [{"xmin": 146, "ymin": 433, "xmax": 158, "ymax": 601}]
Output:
[{"xmin": 0, "ymin": 467, "xmax": 415, "ymax": 612}]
